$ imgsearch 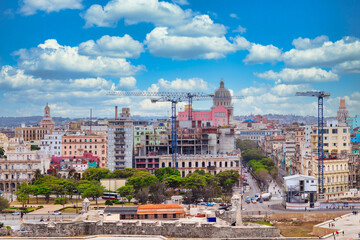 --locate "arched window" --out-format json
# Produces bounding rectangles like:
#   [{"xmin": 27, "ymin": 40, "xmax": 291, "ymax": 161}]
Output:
[
  {"xmin": 202, "ymin": 162, "xmax": 205, "ymax": 167},
  {"xmin": 182, "ymin": 162, "xmax": 185, "ymax": 168},
  {"xmin": 161, "ymin": 162, "xmax": 165, "ymax": 168},
  {"xmin": 195, "ymin": 162, "xmax": 198, "ymax": 167}
]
